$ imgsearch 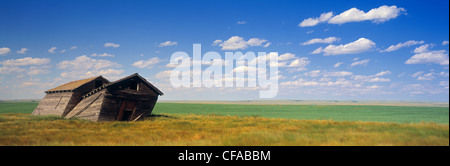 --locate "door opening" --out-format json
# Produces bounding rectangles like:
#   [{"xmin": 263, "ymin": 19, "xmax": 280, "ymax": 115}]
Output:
[
  {"xmin": 116, "ymin": 100, "xmax": 136, "ymax": 121},
  {"xmin": 121, "ymin": 109, "xmax": 133, "ymax": 121}
]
